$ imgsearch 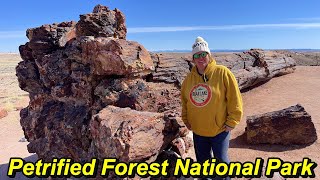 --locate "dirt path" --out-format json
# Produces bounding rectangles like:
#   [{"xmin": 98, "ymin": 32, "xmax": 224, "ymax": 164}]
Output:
[{"xmin": 0, "ymin": 66, "xmax": 319, "ymax": 179}]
